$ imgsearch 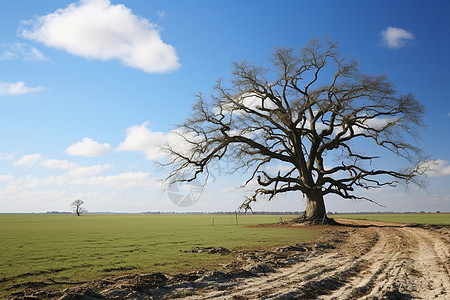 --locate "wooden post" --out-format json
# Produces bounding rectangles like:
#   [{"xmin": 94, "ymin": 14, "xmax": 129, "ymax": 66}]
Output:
[
  {"xmin": 212, "ymin": 217, "xmax": 214, "ymax": 226},
  {"xmin": 235, "ymin": 211, "xmax": 238, "ymax": 225}
]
